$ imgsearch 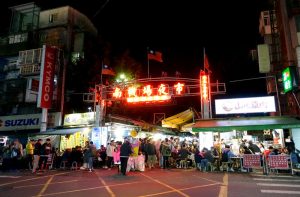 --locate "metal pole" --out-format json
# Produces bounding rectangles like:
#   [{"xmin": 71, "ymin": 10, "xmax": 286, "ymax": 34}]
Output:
[
  {"xmin": 147, "ymin": 53, "xmax": 150, "ymax": 78},
  {"xmin": 292, "ymin": 92, "xmax": 300, "ymax": 110},
  {"xmin": 274, "ymin": 75, "xmax": 282, "ymax": 116}
]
